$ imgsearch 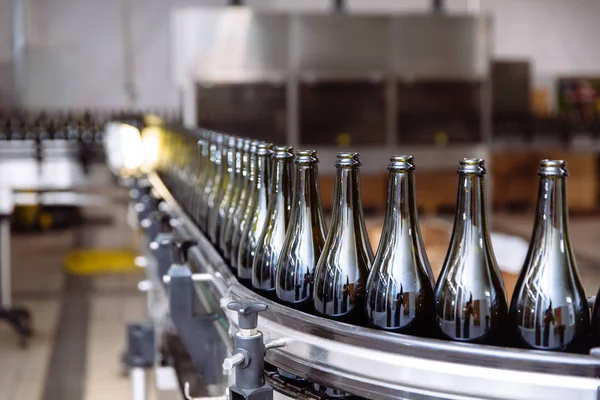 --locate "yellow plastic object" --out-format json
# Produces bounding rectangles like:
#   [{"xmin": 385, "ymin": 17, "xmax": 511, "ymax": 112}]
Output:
[{"xmin": 64, "ymin": 249, "xmax": 138, "ymax": 276}]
